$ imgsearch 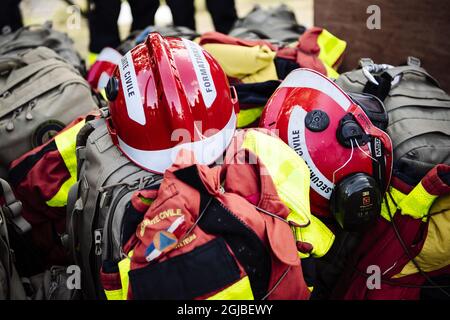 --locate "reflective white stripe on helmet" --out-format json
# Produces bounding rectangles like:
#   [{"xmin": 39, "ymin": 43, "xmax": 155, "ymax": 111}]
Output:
[
  {"xmin": 288, "ymin": 106, "xmax": 334, "ymax": 199},
  {"xmin": 182, "ymin": 38, "xmax": 217, "ymax": 108},
  {"xmin": 280, "ymin": 68, "xmax": 352, "ymax": 112},
  {"xmin": 119, "ymin": 51, "xmax": 146, "ymax": 125},
  {"xmin": 97, "ymin": 47, "xmax": 123, "ymax": 65},
  {"xmin": 118, "ymin": 111, "xmax": 237, "ymax": 173}
]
